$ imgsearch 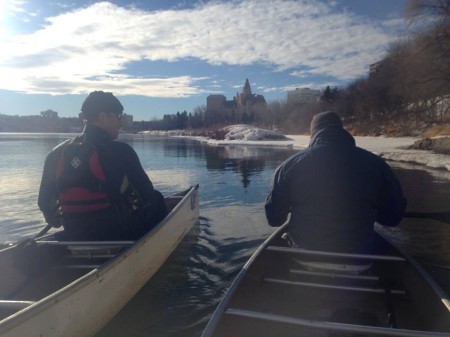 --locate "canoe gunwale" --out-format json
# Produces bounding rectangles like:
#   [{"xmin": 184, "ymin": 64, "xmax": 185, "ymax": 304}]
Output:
[
  {"xmin": 0, "ymin": 184, "xmax": 200, "ymax": 335},
  {"xmin": 201, "ymin": 223, "xmax": 287, "ymax": 337},
  {"xmin": 376, "ymin": 229, "xmax": 450, "ymax": 312}
]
